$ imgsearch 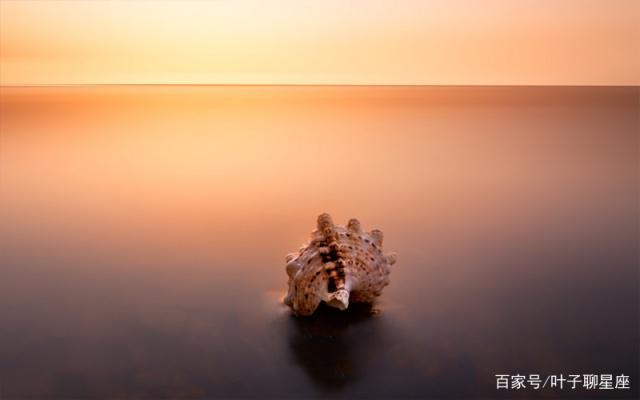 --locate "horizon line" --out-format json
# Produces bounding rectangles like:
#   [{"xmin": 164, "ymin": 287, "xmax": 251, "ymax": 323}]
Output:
[{"xmin": 1, "ymin": 83, "xmax": 639, "ymax": 88}]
